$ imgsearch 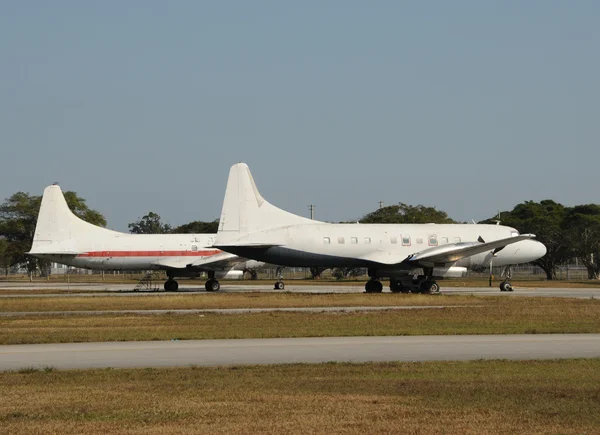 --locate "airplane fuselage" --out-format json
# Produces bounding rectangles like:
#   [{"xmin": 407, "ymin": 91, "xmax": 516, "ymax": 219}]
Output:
[
  {"xmin": 32, "ymin": 233, "xmax": 221, "ymax": 271},
  {"xmin": 221, "ymin": 223, "xmax": 539, "ymax": 271}
]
